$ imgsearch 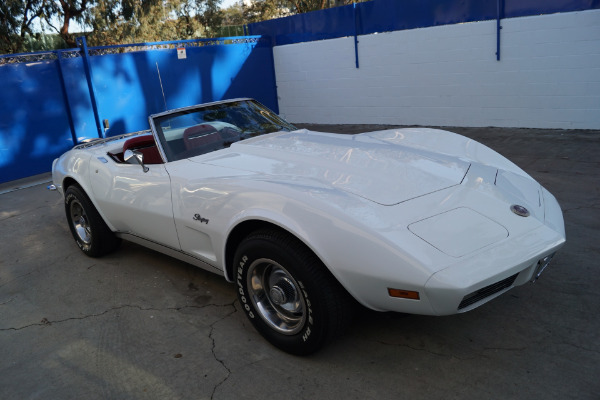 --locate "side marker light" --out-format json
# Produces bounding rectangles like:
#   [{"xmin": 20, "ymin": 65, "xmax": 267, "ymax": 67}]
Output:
[{"xmin": 388, "ymin": 288, "xmax": 420, "ymax": 300}]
